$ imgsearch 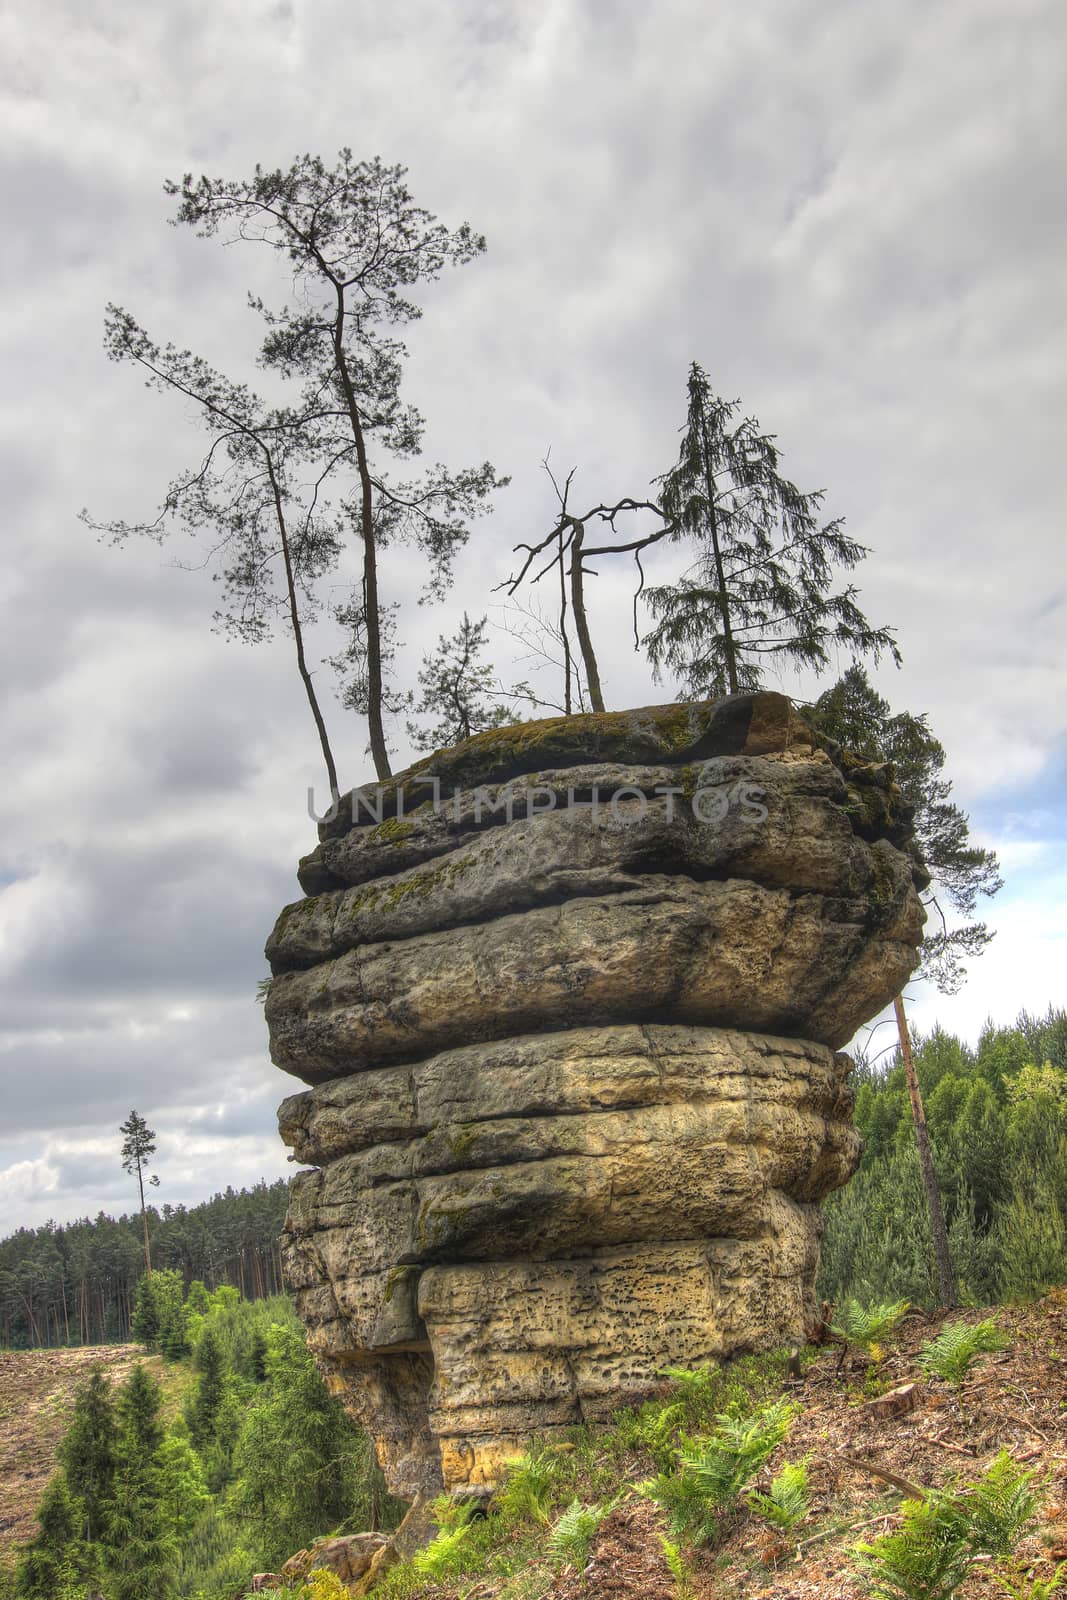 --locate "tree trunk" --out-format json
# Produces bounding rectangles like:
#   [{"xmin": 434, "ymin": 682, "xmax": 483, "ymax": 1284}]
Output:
[
  {"xmin": 893, "ymin": 993, "xmax": 956, "ymax": 1307},
  {"xmin": 136, "ymin": 1162, "xmax": 152, "ymax": 1276},
  {"xmin": 699, "ymin": 419, "xmax": 739, "ymax": 694},
  {"xmin": 569, "ymin": 522, "xmax": 606, "ymax": 713},
  {"xmin": 267, "ymin": 458, "xmax": 340, "ymax": 800},
  {"xmin": 333, "ymin": 301, "xmax": 392, "ymax": 780}
]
